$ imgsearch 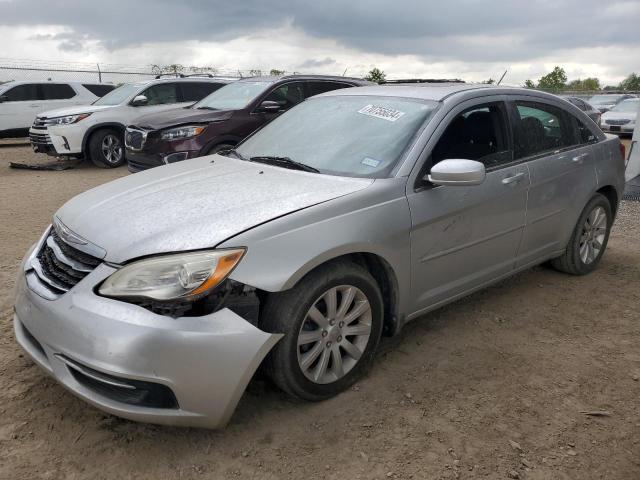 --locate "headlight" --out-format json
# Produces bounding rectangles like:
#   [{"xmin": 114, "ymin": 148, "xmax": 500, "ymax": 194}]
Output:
[
  {"xmin": 160, "ymin": 125, "xmax": 206, "ymax": 141},
  {"xmin": 99, "ymin": 249, "xmax": 245, "ymax": 301},
  {"xmin": 50, "ymin": 113, "xmax": 91, "ymax": 125}
]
